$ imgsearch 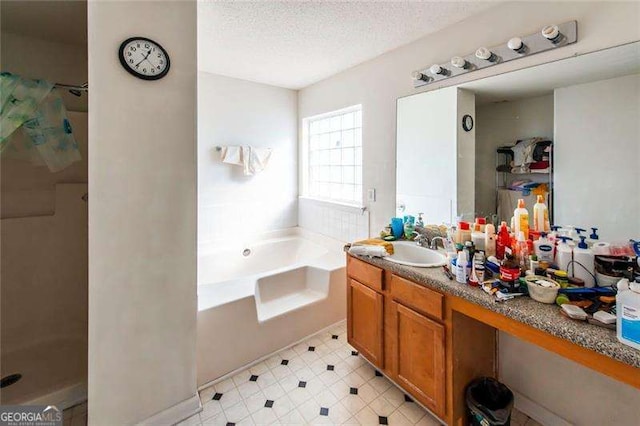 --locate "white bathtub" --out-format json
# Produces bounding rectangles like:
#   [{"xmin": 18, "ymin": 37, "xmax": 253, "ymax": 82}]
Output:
[{"xmin": 197, "ymin": 229, "xmax": 346, "ymax": 387}]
